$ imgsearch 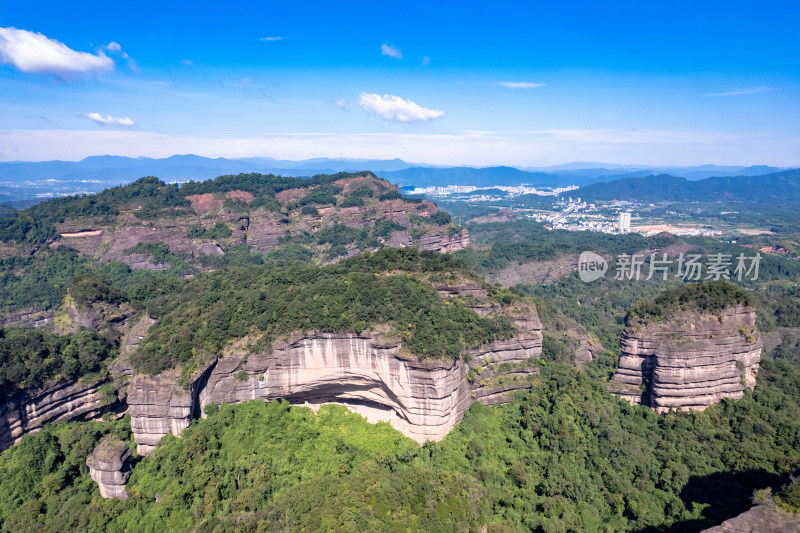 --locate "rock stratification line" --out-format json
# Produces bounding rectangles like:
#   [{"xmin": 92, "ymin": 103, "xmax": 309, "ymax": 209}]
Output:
[{"xmin": 611, "ymin": 305, "xmax": 762, "ymax": 412}]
